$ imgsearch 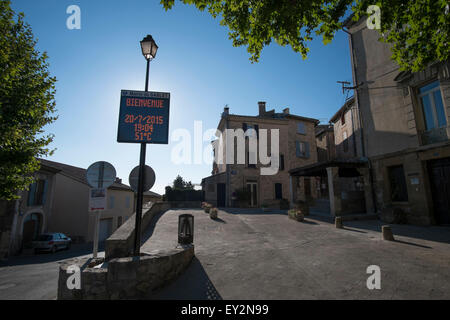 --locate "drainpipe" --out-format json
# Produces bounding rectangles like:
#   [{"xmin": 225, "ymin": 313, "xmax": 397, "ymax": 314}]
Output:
[{"xmin": 343, "ymin": 26, "xmax": 377, "ymax": 213}]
